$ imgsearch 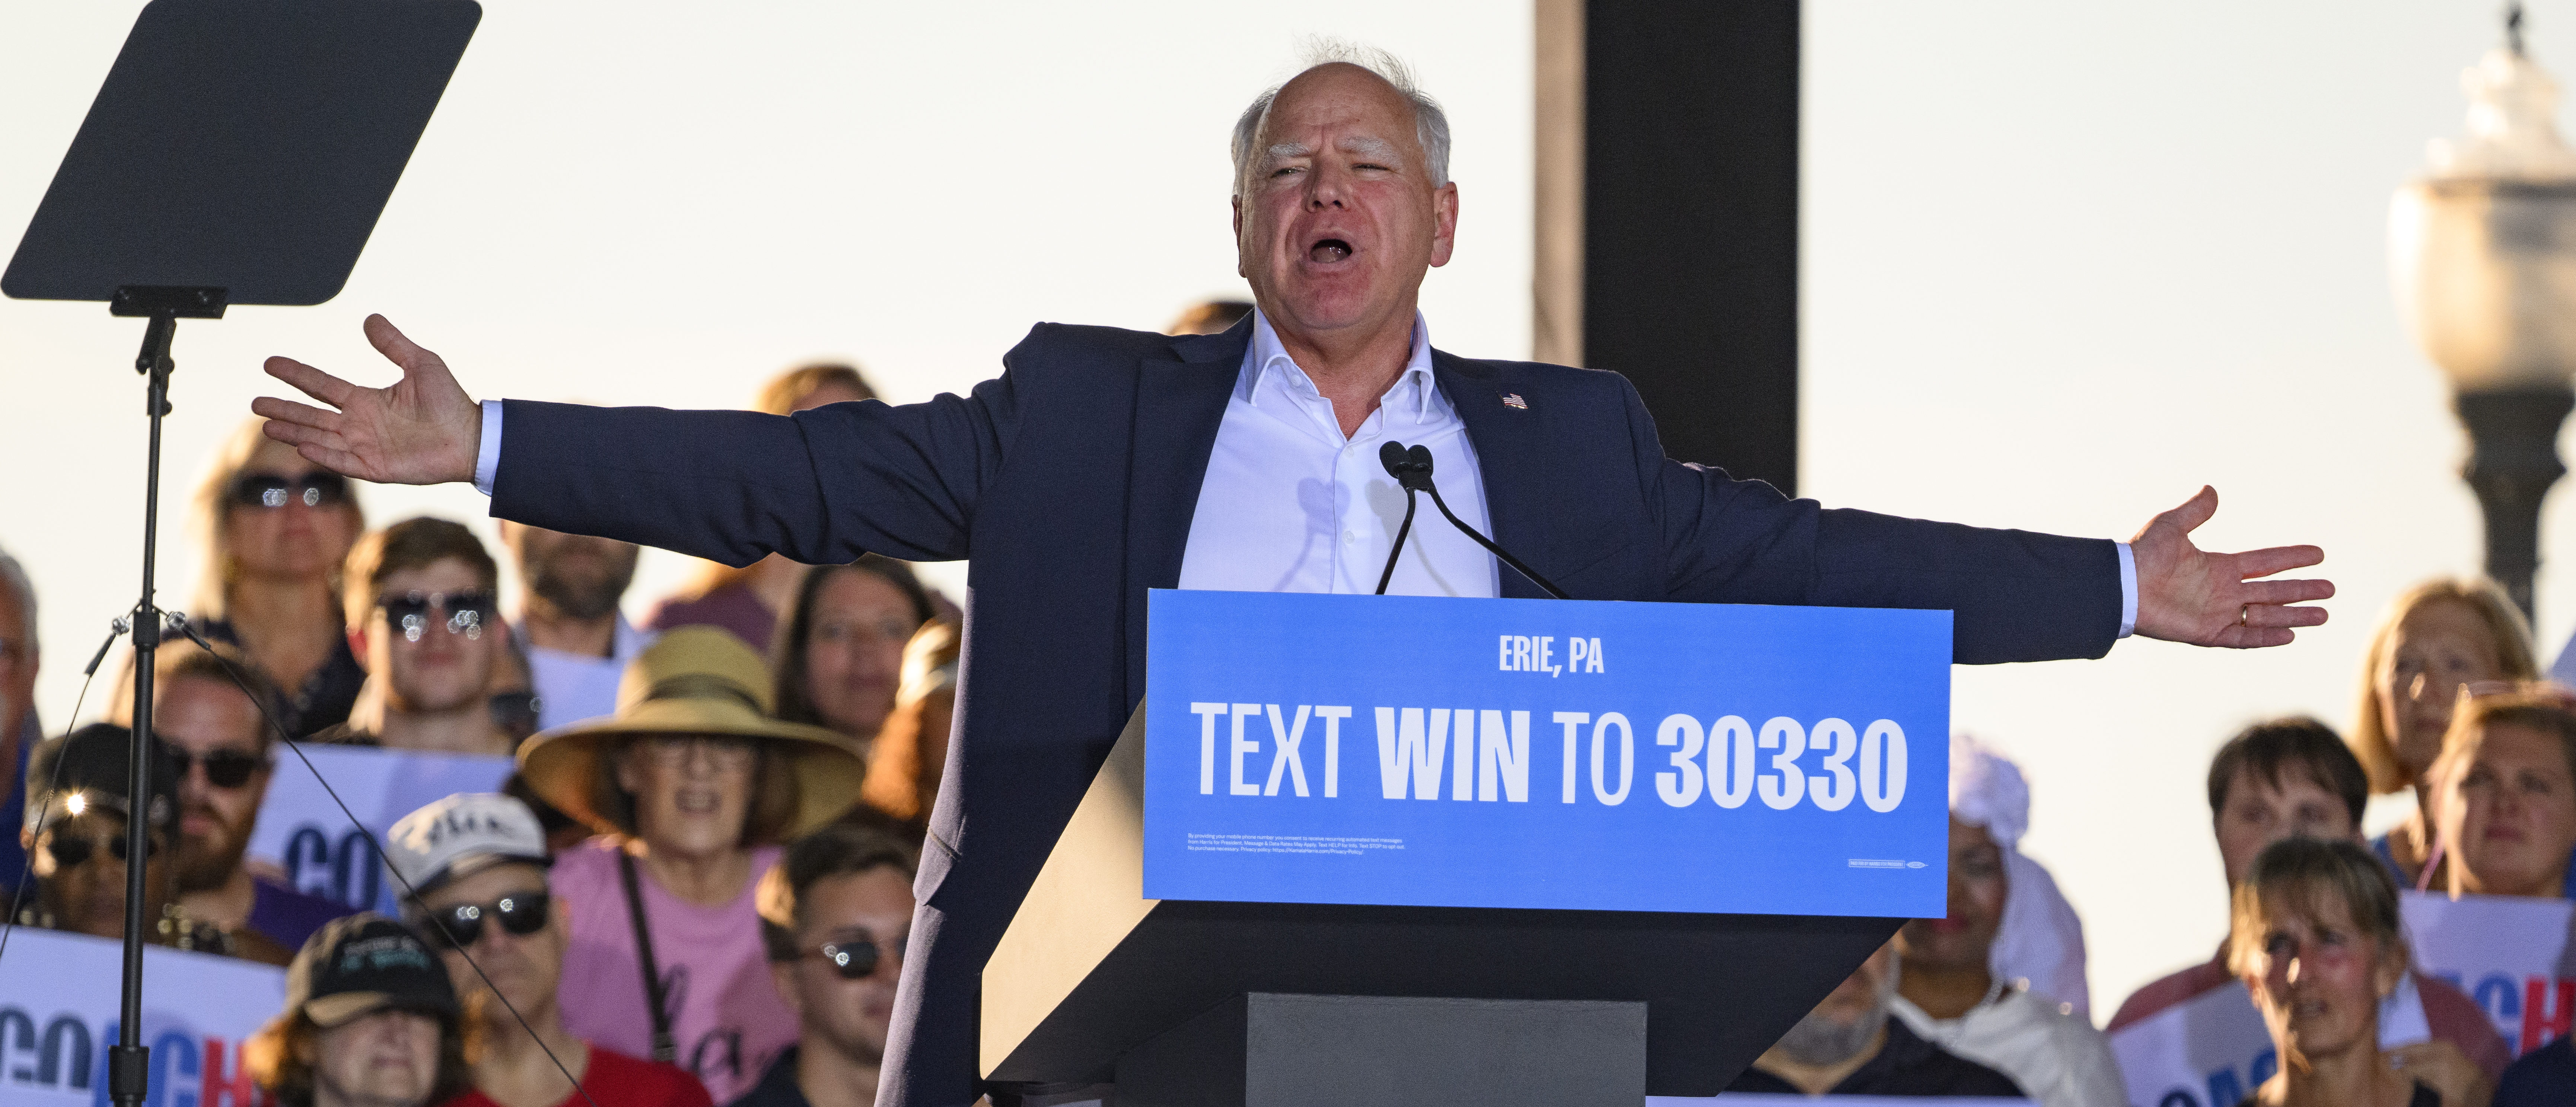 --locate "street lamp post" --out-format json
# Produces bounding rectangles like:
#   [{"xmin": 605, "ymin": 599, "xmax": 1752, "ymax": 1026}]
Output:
[{"xmin": 2392, "ymin": 9, "xmax": 2576, "ymax": 622}]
